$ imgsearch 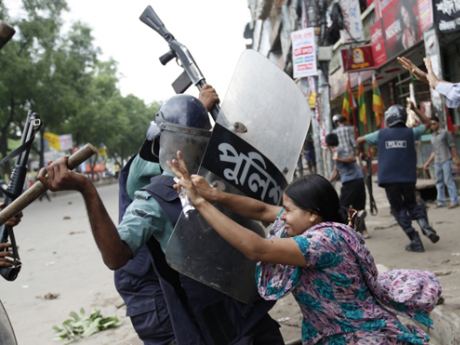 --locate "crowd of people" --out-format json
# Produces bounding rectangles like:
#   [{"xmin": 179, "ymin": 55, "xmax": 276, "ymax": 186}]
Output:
[{"xmin": 2, "ymin": 55, "xmax": 459, "ymax": 344}]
